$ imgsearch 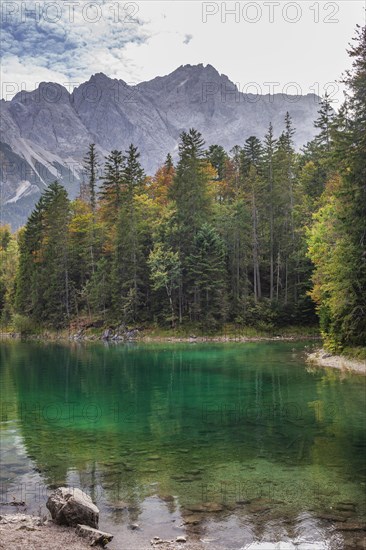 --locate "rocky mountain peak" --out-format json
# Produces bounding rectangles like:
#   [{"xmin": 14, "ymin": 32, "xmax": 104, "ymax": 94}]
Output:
[
  {"xmin": 12, "ymin": 82, "xmax": 71, "ymax": 106},
  {"xmin": 2, "ymin": 64, "xmax": 321, "ymax": 229}
]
